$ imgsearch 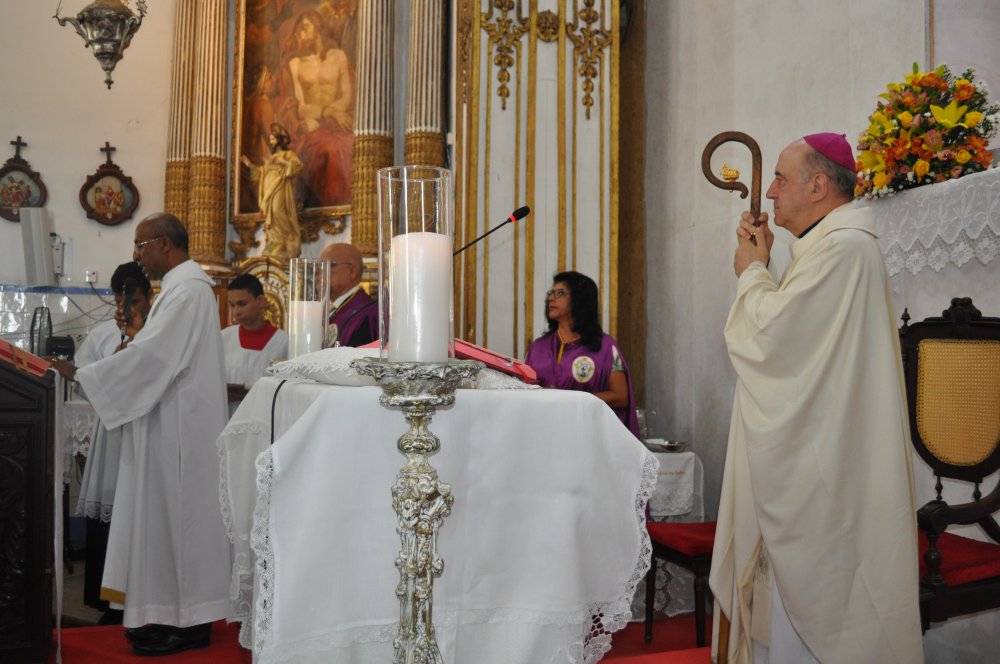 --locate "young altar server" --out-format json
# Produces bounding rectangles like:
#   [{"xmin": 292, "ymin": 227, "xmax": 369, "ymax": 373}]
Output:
[
  {"xmin": 51, "ymin": 261, "xmax": 152, "ymax": 624},
  {"xmin": 222, "ymin": 273, "xmax": 288, "ymax": 417},
  {"xmin": 710, "ymin": 133, "xmax": 923, "ymax": 664}
]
